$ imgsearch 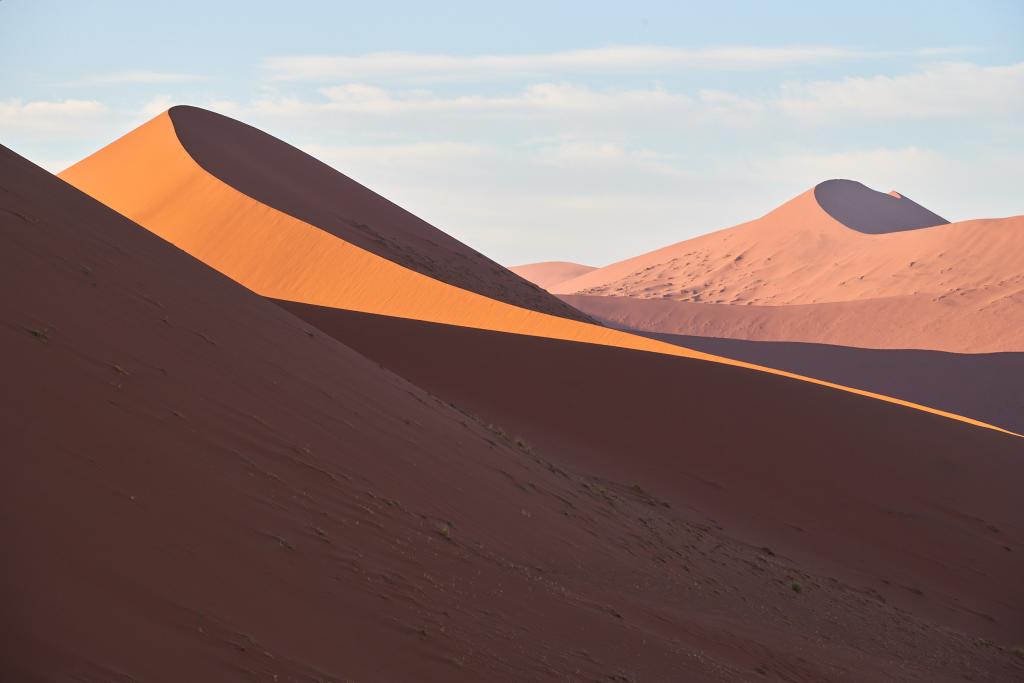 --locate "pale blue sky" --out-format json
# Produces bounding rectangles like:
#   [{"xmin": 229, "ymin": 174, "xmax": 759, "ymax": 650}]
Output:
[{"xmin": 2, "ymin": 1, "xmax": 1022, "ymax": 265}]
